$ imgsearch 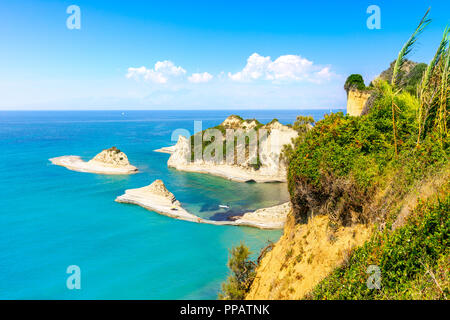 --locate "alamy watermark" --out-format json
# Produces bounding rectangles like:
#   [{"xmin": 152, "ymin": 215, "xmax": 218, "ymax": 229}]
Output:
[
  {"xmin": 66, "ymin": 265, "xmax": 81, "ymax": 290},
  {"xmin": 367, "ymin": 5, "xmax": 381, "ymax": 30},
  {"xmin": 66, "ymin": 5, "xmax": 81, "ymax": 30},
  {"xmin": 366, "ymin": 265, "xmax": 381, "ymax": 289}
]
